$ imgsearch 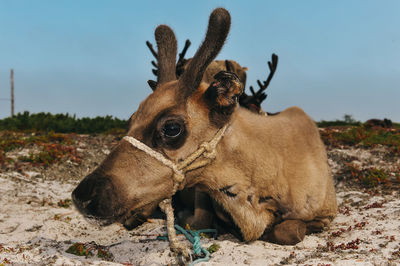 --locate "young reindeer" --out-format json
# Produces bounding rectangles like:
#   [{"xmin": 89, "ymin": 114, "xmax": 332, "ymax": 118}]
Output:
[
  {"xmin": 72, "ymin": 8, "xmax": 337, "ymax": 248},
  {"xmin": 146, "ymin": 38, "xmax": 279, "ymax": 230}
]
